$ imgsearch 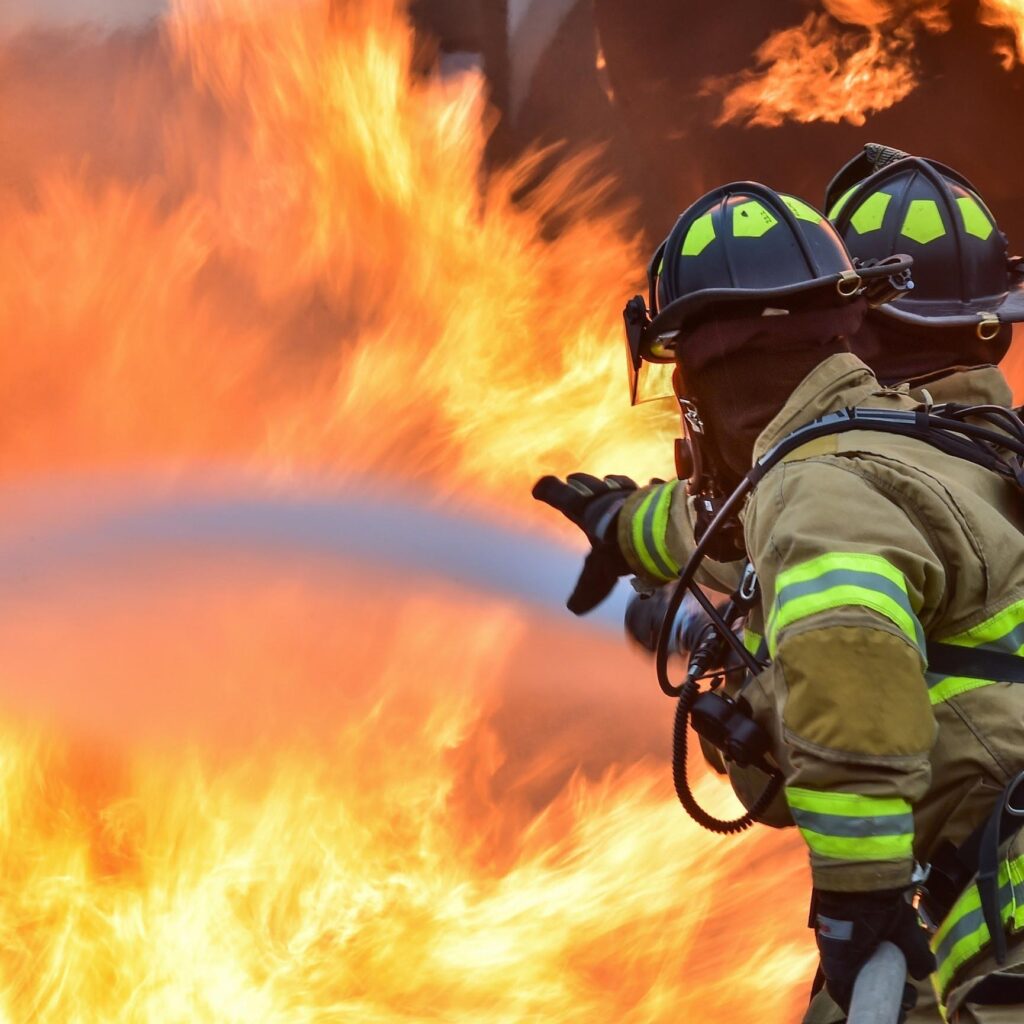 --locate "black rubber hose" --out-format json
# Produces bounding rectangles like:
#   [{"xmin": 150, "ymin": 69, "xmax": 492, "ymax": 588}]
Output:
[{"xmin": 672, "ymin": 680, "xmax": 784, "ymax": 834}]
